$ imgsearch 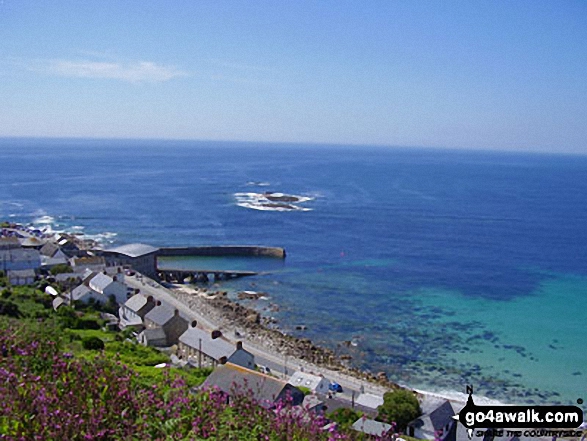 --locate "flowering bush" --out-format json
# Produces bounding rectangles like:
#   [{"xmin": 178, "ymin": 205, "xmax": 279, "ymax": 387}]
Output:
[{"xmin": 0, "ymin": 318, "xmax": 364, "ymax": 440}]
